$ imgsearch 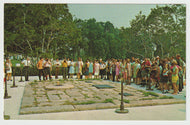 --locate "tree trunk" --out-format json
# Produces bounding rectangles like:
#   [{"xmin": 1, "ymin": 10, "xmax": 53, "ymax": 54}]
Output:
[
  {"xmin": 158, "ymin": 40, "xmax": 164, "ymax": 58},
  {"xmin": 42, "ymin": 29, "xmax": 46, "ymax": 53}
]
